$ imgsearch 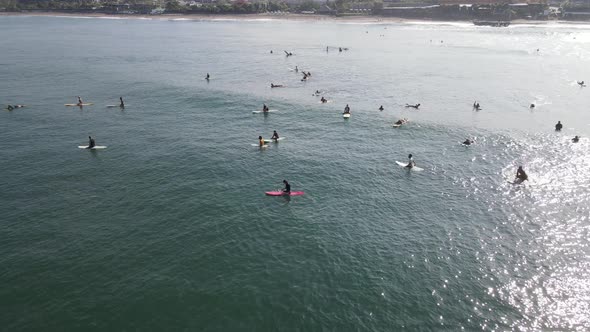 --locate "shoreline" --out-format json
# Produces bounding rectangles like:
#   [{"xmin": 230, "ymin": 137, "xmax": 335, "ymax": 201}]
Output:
[{"xmin": 1, "ymin": 11, "xmax": 584, "ymax": 26}]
